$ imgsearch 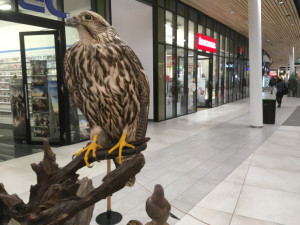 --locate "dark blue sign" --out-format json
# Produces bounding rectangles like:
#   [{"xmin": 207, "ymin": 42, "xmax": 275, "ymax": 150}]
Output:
[{"xmin": 18, "ymin": 0, "xmax": 67, "ymax": 18}]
